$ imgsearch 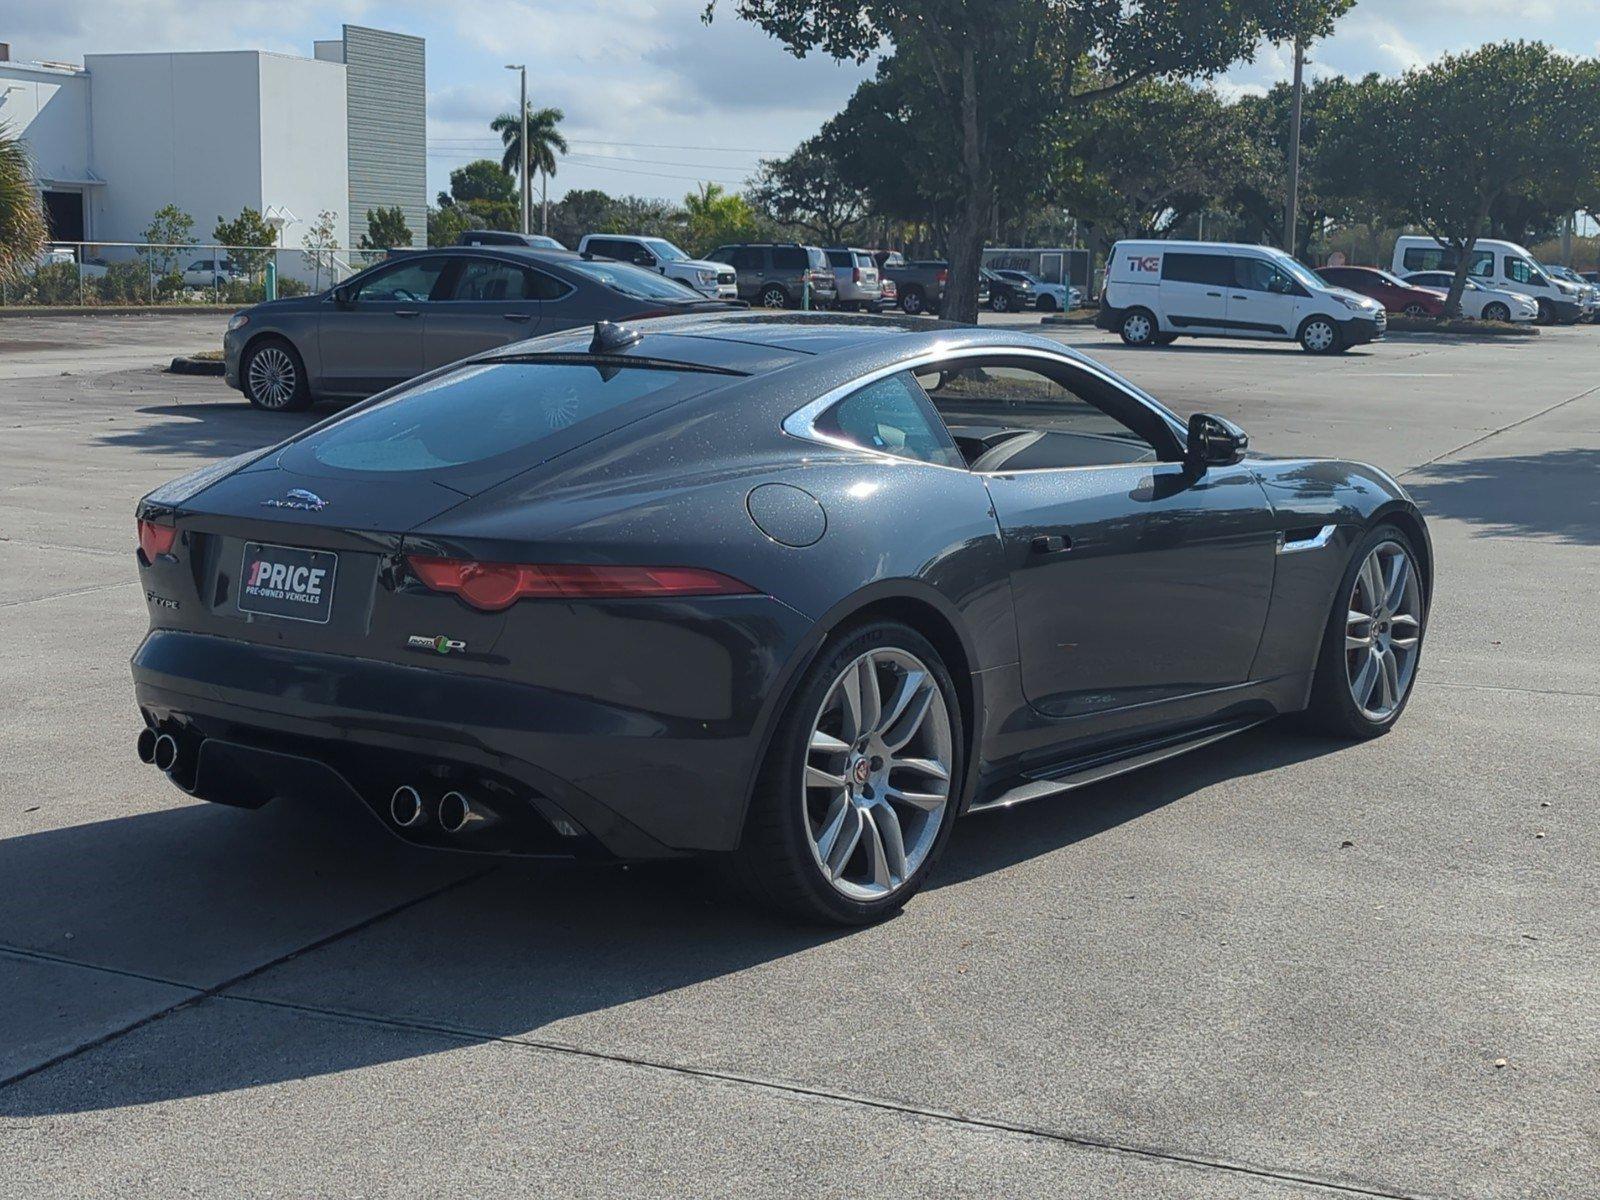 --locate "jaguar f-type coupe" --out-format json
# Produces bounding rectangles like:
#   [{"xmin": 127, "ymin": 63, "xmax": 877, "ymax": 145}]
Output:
[{"xmin": 132, "ymin": 313, "xmax": 1431, "ymax": 924}]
